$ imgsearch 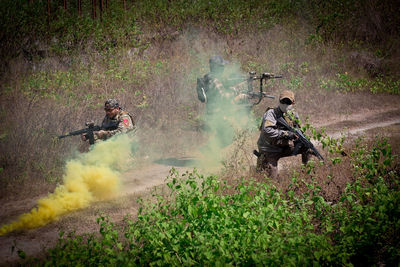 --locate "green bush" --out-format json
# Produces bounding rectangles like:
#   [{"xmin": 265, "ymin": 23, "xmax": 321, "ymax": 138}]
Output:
[
  {"xmin": 327, "ymin": 139, "xmax": 400, "ymax": 265},
  {"xmin": 127, "ymin": 170, "xmax": 335, "ymax": 265},
  {"xmin": 319, "ymin": 73, "xmax": 400, "ymax": 95}
]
